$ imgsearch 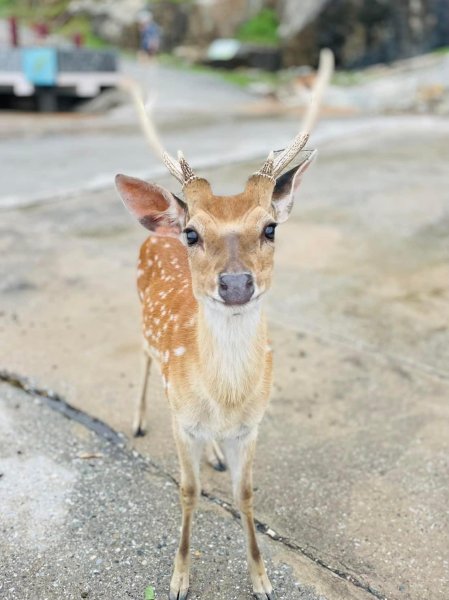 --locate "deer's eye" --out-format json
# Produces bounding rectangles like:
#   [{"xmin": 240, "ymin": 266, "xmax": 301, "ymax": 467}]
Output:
[
  {"xmin": 184, "ymin": 228, "xmax": 200, "ymax": 246},
  {"xmin": 263, "ymin": 223, "xmax": 277, "ymax": 241}
]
